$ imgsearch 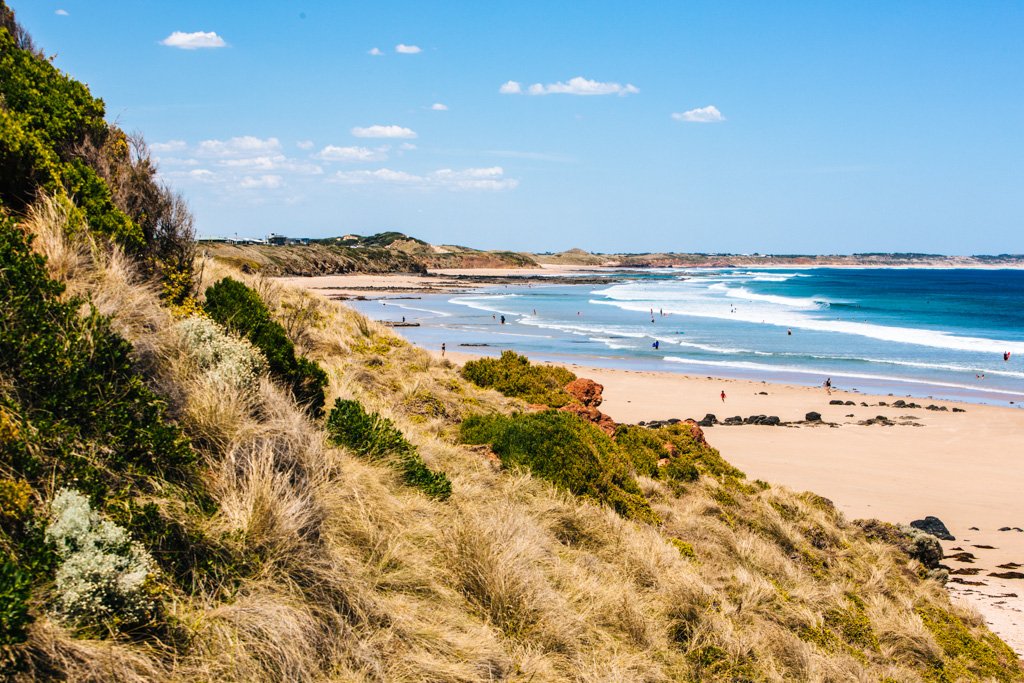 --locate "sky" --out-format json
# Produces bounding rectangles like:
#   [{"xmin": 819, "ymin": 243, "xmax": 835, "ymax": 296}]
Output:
[{"xmin": 11, "ymin": 1, "xmax": 1024, "ymax": 254}]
